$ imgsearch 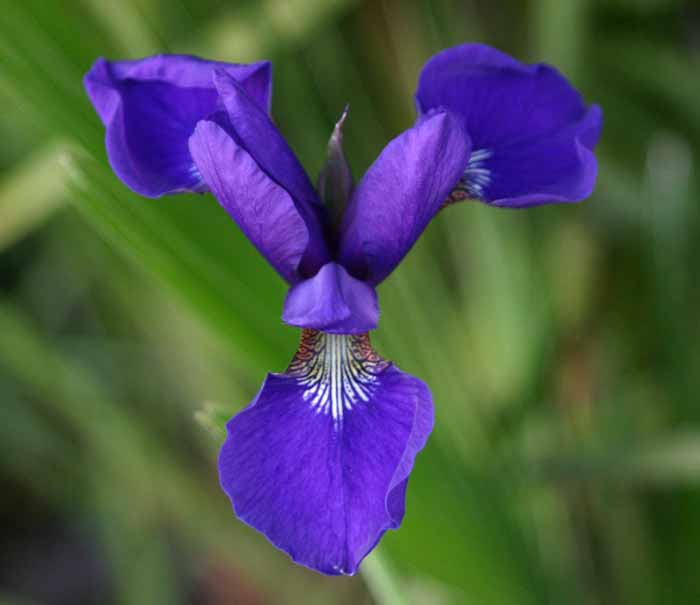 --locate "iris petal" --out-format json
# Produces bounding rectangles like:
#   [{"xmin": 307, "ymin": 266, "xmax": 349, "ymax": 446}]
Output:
[
  {"xmin": 484, "ymin": 106, "xmax": 601, "ymax": 207},
  {"xmin": 338, "ymin": 109, "xmax": 471, "ymax": 285},
  {"xmin": 213, "ymin": 70, "xmax": 329, "ymax": 276},
  {"xmin": 188, "ymin": 120, "xmax": 309, "ymax": 284},
  {"xmin": 84, "ymin": 55, "xmax": 272, "ymax": 198},
  {"xmin": 219, "ymin": 330, "xmax": 433, "ymax": 575},
  {"xmin": 416, "ymin": 43, "xmax": 602, "ymax": 207}
]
